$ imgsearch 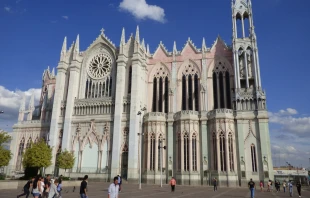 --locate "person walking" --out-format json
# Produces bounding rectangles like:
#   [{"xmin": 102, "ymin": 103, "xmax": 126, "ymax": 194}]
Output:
[
  {"xmin": 80, "ymin": 175, "xmax": 88, "ymax": 198},
  {"xmin": 213, "ymin": 178, "xmax": 218, "ymax": 191},
  {"xmin": 169, "ymin": 177, "xmax": 176, "ymax": 192},
  {"xmin": 248, "ymin": 178, "xmax": 255, "ymax": 198},
  {"xmin": 296, "ymin": 181, "xmax": 302, "ymax": 198},
  {"xmin": 57, "ymin": 179, "xmax": 63, "ymax": 198},
  {"xmin": 17, "ymin": 177, "xmax": 35, "ymax": 198},
  {"xmin": 117, "ymin": 175, "xmax": 122, "ymax": 192},
  {"xmin": 267, "ymin": 180, "xmax": 271, "ymax": 192},
  {"xmin": 48, "ymin": 179, "xmax": 59, "ymax": 198},
  {"xmin": 288, "ymin": 181, "xmax": 293, "ymax": 197},
  {"xmin": 259, "ymin": 181, "xmax": 263, "ymax": 192},
  {"xmin": 42, "ymin": 175, "xmax": 51, "ymax": 198},
  {"xmin": 32, "ymin": 176, "xmax": 43, "ymax": 198},
  {"xmin": 275, "ymin": 180, "xmax": 280, "ymax": 192},
  {"xmin": 283, "ymin": 181, "xmax": 287, "ymax": 193},
  {"xmin": 108, "ymin": 177, "xmax": 119, "ymax": 198}
]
